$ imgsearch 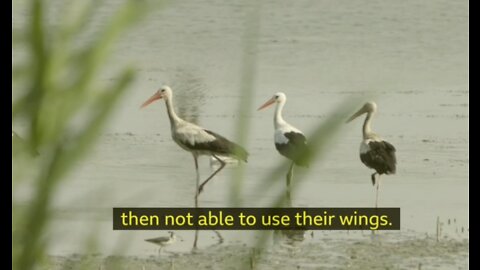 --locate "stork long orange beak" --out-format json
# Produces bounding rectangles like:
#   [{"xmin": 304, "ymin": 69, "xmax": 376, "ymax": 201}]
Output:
[
  {"xmin": 346, "ymin": 106, "xmax": 367, "ymax": 123},
  {"xmin": 141, "ymin": 91, "xmax": 163, "ymax": 108},
  {"xmin": 257, "ymin": 97, "xmax": 276, "ymax": 111}
]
